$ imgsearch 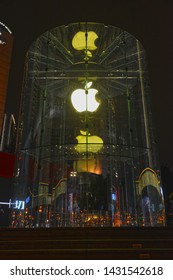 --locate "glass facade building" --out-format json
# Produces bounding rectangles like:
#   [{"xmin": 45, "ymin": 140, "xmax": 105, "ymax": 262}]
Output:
[{"xmin": 12, "ymin": 23, "xmax": 166, "ymax": 228}]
